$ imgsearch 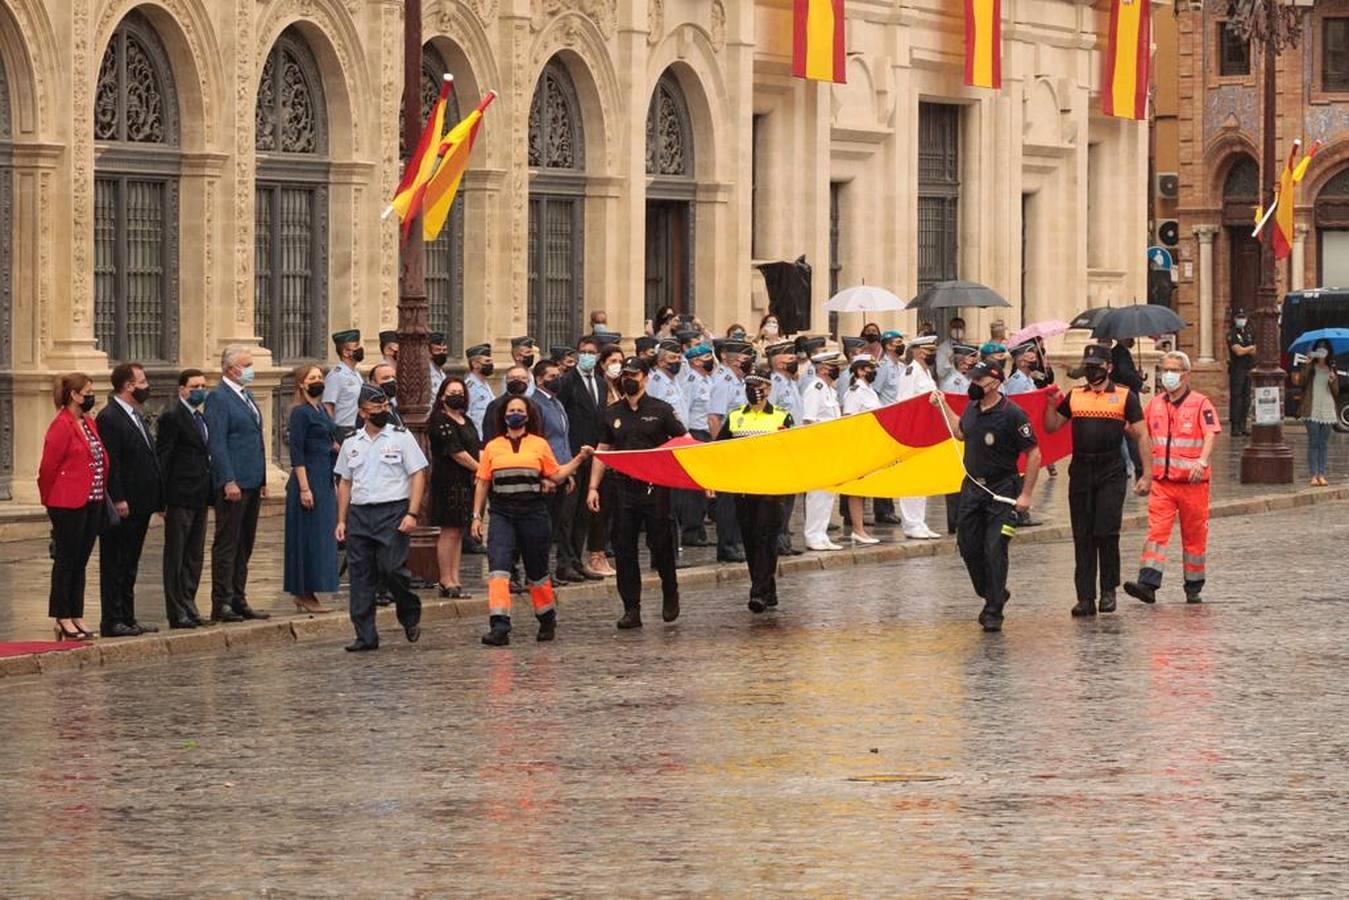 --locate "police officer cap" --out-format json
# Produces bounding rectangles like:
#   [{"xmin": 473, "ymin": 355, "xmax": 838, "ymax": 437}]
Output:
[
  {"xmin": 811, "ymin": 350, "xmax": 847, "ymax": 366},
  {"xmin": 1081, "ymin": 343, "xmax": 1111, "ymax": 365},
  {"xmin": 1010, "ymin": 340, "xmax": 1038, "ymax": 357},
  {"xmin": 635, "ymin": 336, "xmax": 659, "ymax": 353},
  {"xmin": 378, "ymin": 330, "xmax": 398, "ymax": 347},
  {"xmin": 685, "ymin": 342, "xmax": 713, "ymax": 360},
  {"xmin": 908, "ymin": 335, "xmax": 938, "ymax": 349},
  {"xmin": 428, "ymin": 331, "xmax": 447, "ymax": 345},
  {"xmin": 510, "ymin": 335, "xmax": 537, "ymax": 349},
  {"xmin": 766, "ymin": 341, "xmax": 796, "ymax": 358},
  {"xmin": 744, "ymin": 373, "xmax": 771, "ymax": 387},
  {"xmin": 842, "ymin": 337, "xmax": 867, "ymax": 352},
  {"xmin": 332, "ymin": 329, "xmax": 360, "ymax": 345},
  {"xmin": 358, "ymin": 382, "xmax": 389, "ymax": 404},
  {"xmin": 620, "ymin": 355, "xmax": 649, "ymax": 375},
  {"xmin": 953, "ymin": 342, "xmax": 980, "ymax": 357},
  {"xmin": 980, "ymin": 341, "xmax": 1007, "ymax": 356},
  {"xmin": 465, "ymin": 342, "xmax": 491, "ymax": 360},
  {"xmin": 795, "ymin": 336, "xmax": 827, "ymax": 354},
  {"xmin": 657, "ymin": 339, "xmax": 682, "ymax": 354},
  {"xmin": 968, "ymin": 360, "xmax": 1005, "ymax": 382},
  {"xmin": 550, "ymin": 345, "xmax": 576, "ymax": 361}
]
